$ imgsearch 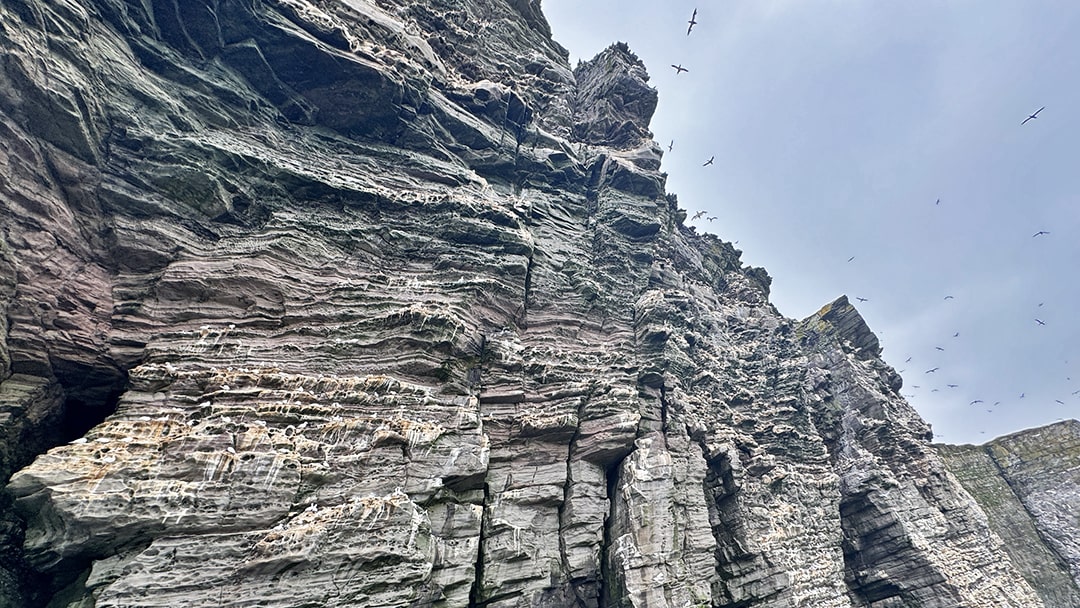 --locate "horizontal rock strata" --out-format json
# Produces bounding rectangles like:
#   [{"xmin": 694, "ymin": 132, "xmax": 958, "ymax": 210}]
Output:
[{"xmin": 0, "ymin": 0, "xmax": 1071, "ymax": 606}]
